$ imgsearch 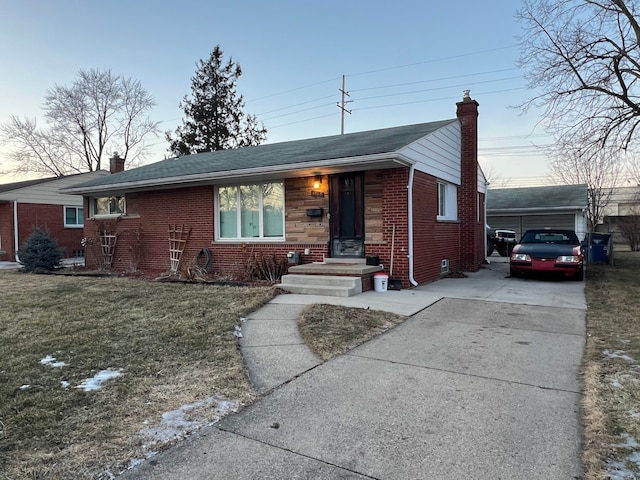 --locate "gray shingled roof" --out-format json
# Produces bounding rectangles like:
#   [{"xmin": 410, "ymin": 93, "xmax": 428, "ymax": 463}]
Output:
[
  {"xmin": 487, "ymin": 184, "xmax": 588, "ymax": 211},
  {"xmin": 0, "ymin": 177, "xmax": 58, "ymax": 194},
  {"xmin": 61, "ymin": 119, "xmax": 456, "ymax": 194}
]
